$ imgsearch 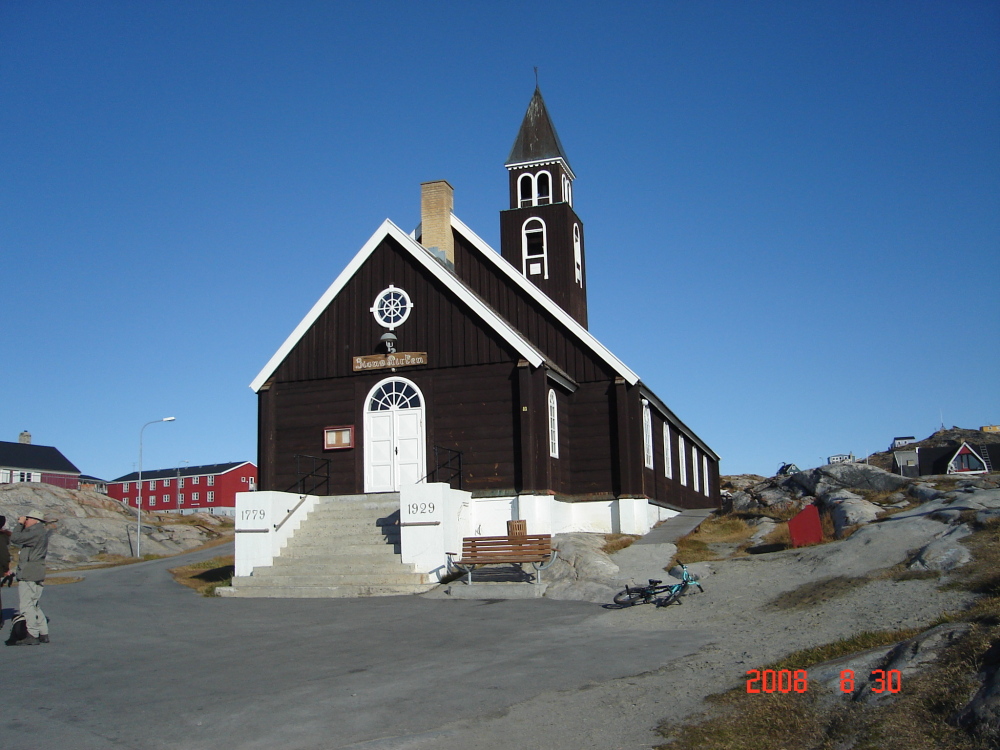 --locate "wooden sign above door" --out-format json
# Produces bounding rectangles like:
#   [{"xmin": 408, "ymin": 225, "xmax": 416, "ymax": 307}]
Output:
[{"xmin": 353, "ymin": 352, "xmax": 428, "ymax": 372}]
